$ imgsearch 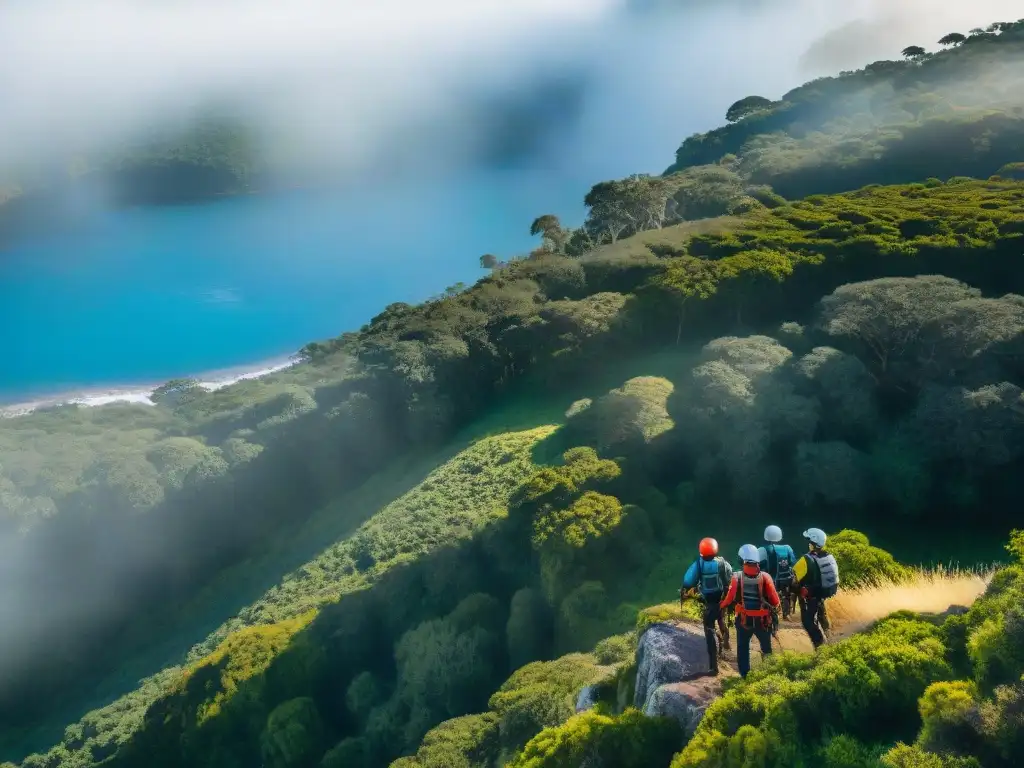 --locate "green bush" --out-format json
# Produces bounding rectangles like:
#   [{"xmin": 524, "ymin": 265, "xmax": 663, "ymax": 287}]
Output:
[
  {"xmin": 321, "ymin": 737, "xmax": 368, "ymax": 768},
  {"xmin": 819, "ymin": 734, "xmax": 884, "ymax": 767},
  {"xmin": 916, "ymin": 681, "xmax": 982, "ymax": 755},
  {"xmin": 506, "ymin": 589, "xmax": 554, "ymax": 670},
  {"xmin": 259, "ymin": 698, "xmax": 325, "ymax": 768},
  {"xmin": 593, "ymin": 633, "xmax": 635, "ymax": 666},
  {"xmin": 829, "ymin": 529, "xmax": 914, "ymax": 588},
  {"xmin": 508, "ymin": 708, "xmax": 683, "ymax": 768},
  {"xmin": 400, "ymin": 713, "xmax": 500, "ymax": 768},
  {"xmin": 489, "ymin": 654, "xmax": 607, "ymax": 755},
  {"xmin": 636, "ymin": 601, "xmax": 702, "ymax": 634},
  {"xmin": 880, "ymin": 743, "xmax": 982, "ymax": 768},
  {"xmin": 671, "ymin": 617, "xmax": 953, "ymax": 767},
  {"xmin": 965, "ymin": 568, "xmax": 1024, "ymax": 692}
]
